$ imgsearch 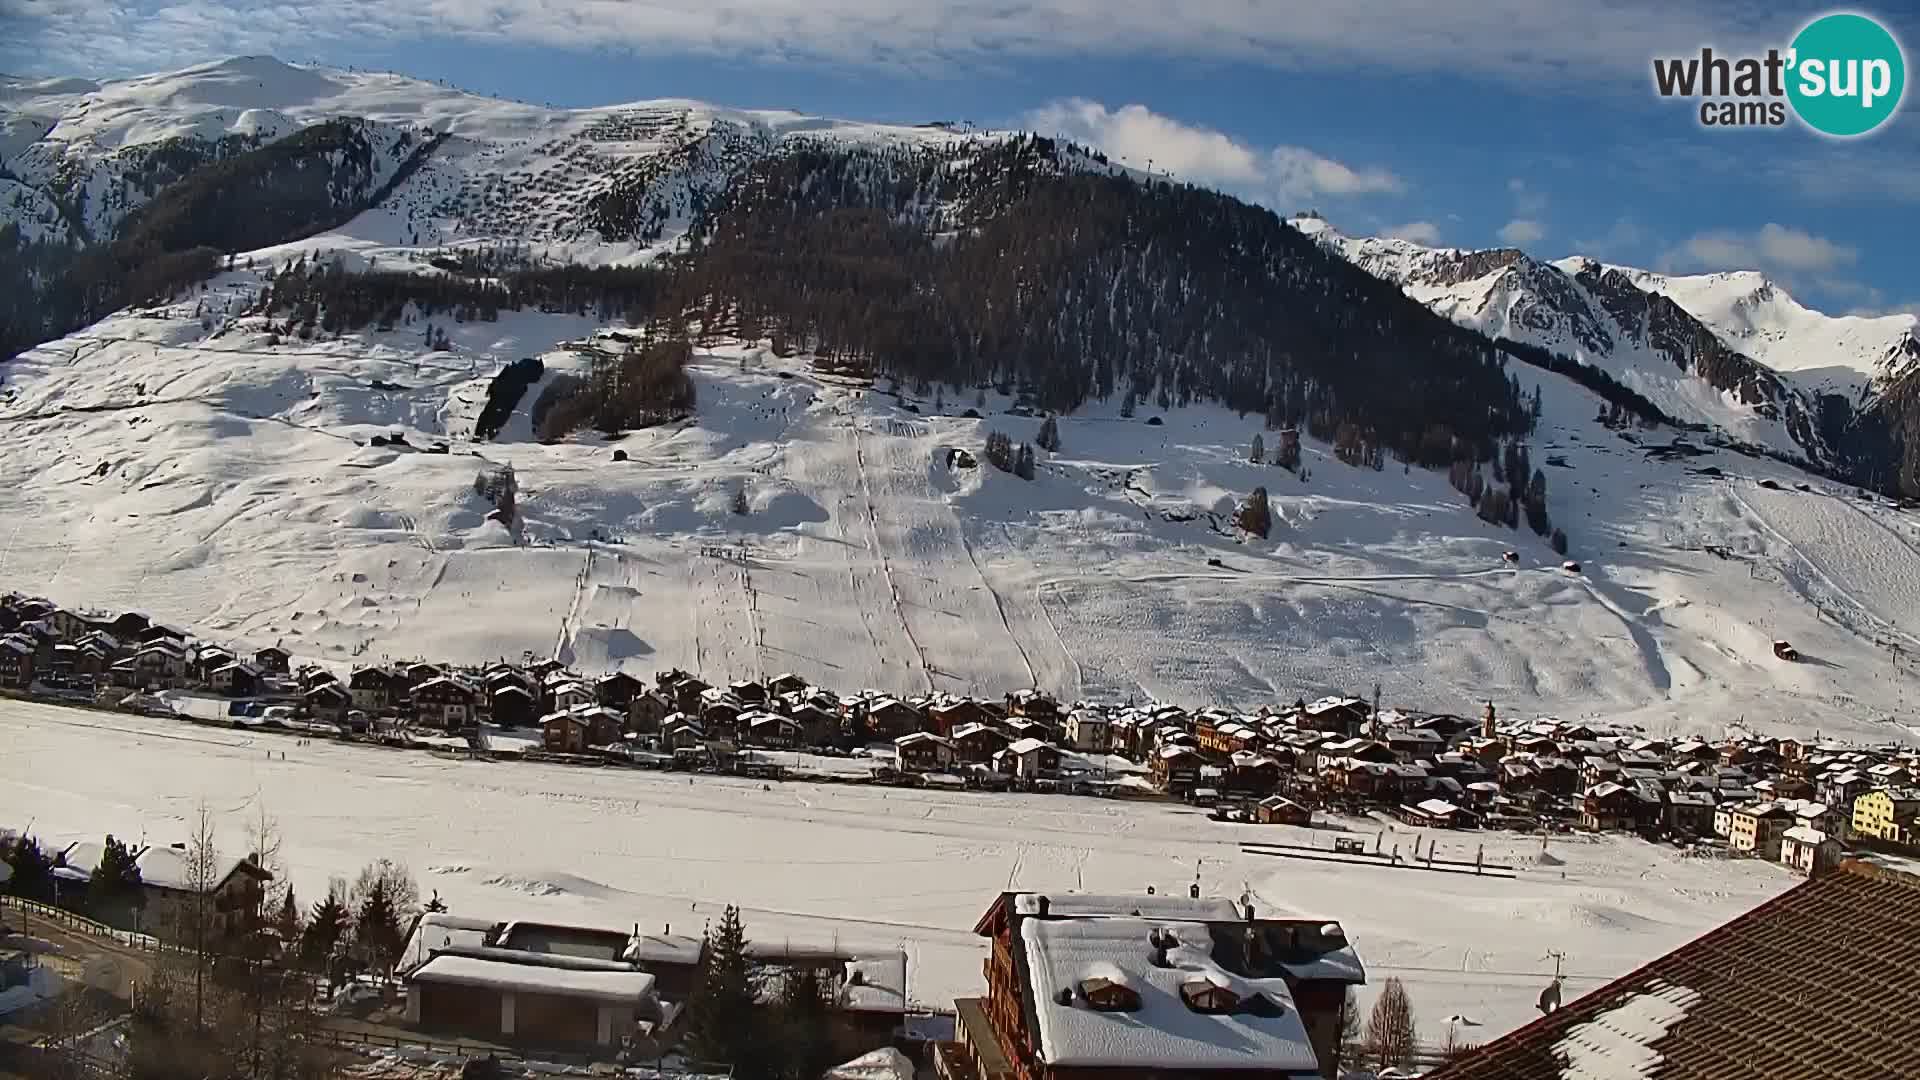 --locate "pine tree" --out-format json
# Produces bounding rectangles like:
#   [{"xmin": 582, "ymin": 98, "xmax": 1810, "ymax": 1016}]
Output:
[
  {"xmin": 774, "ymin": 967, "xmax": 834, "ymax": 1080},
  {"xmin": 274, "ymin": 887, "xmax": 302, "ymax": 949},
  {"xmin": 731, "ymin": 486, "xmax": 750, "ymax": 515},
  {"xmin": 88, "ymin": 834, "xmax": 145, "ymax": 924},
  {"xmin": 300, "ymin": 887, "xmax": 349, "ymax": 969},
  {"xmin": 684, "ymin": 905, "xmax": 763, "ymax": 1068},
  {"xmin": 1014, "ymin": 442, "xmax": 1036, "ymax": 480},
  {"xmin": 1250, "ymin": 433, "xmax": 1265, "ymax": 464},
  {"xmin": 354, "ymin": 876, "xmax": 403, "ymax": 976},
  {"xmin": 1036, "ymin": 415, "xmax": 1061, "ymax": 452},
  {"xmin": 4, "ymin": 836, "xmax": 54, "ymax": 903},
  {"xmin": 985, "ymin": 431, "xmax": 1014, "ymax": 472},
  {"xmin": 1119, "ymin": 389, "xmax": 1136, "ymax": 418},
  {"xmin": 1238, "ymin": 486, "xmax": 1272, "ymax": 538},
  {"xmin": 1364, "ymin": 976, "xmax": 1419, "ymax": 1071},
  {"xmin": 1551, "ymin": 527, "xmax": 1569, "ymax": 556}
]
